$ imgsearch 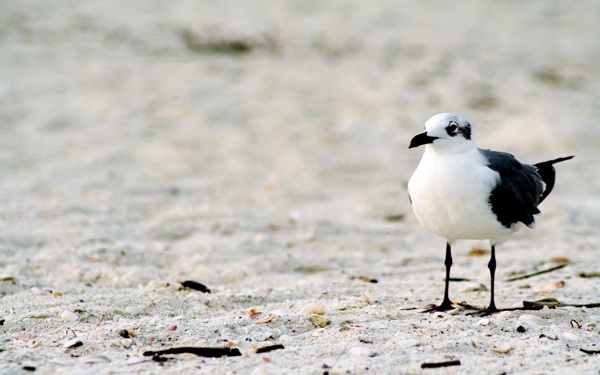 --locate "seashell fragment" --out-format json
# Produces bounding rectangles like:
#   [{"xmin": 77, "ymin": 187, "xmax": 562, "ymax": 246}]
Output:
[
  {"xmin": 63, "ymin": 338, "xmax": 83, "ymax": 348},
  {"xmin": 299, "ymin": 303, "xmax": 325, "ymax": 315},
  {"xmin": 252, "ymin": 313, "xmax": 276, "ymax": 324},
  {"xmin": 490, "ymin": 343, "xmax": 512, "ymax": 353},
  {"xmin": 60, "ymin": 311, "xmax": 79, "ymax": 322},
  {"xmin": 20, "ymin": 312, "xmax": 49, "ymax": 319},
  {"xmin": 496, "ymin": 311, "xmax": 512, "ymax": 319},
  {"xmin": 125, "ymin": 306, "xmax": 142, "ymax": 316},
  {"xmin": 518, "ymin": 314, "xmax": 549, "ymax": 326},
  {"xmin": 361, "ymin": 291, "xmax": 370, "ymax": 304}
]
